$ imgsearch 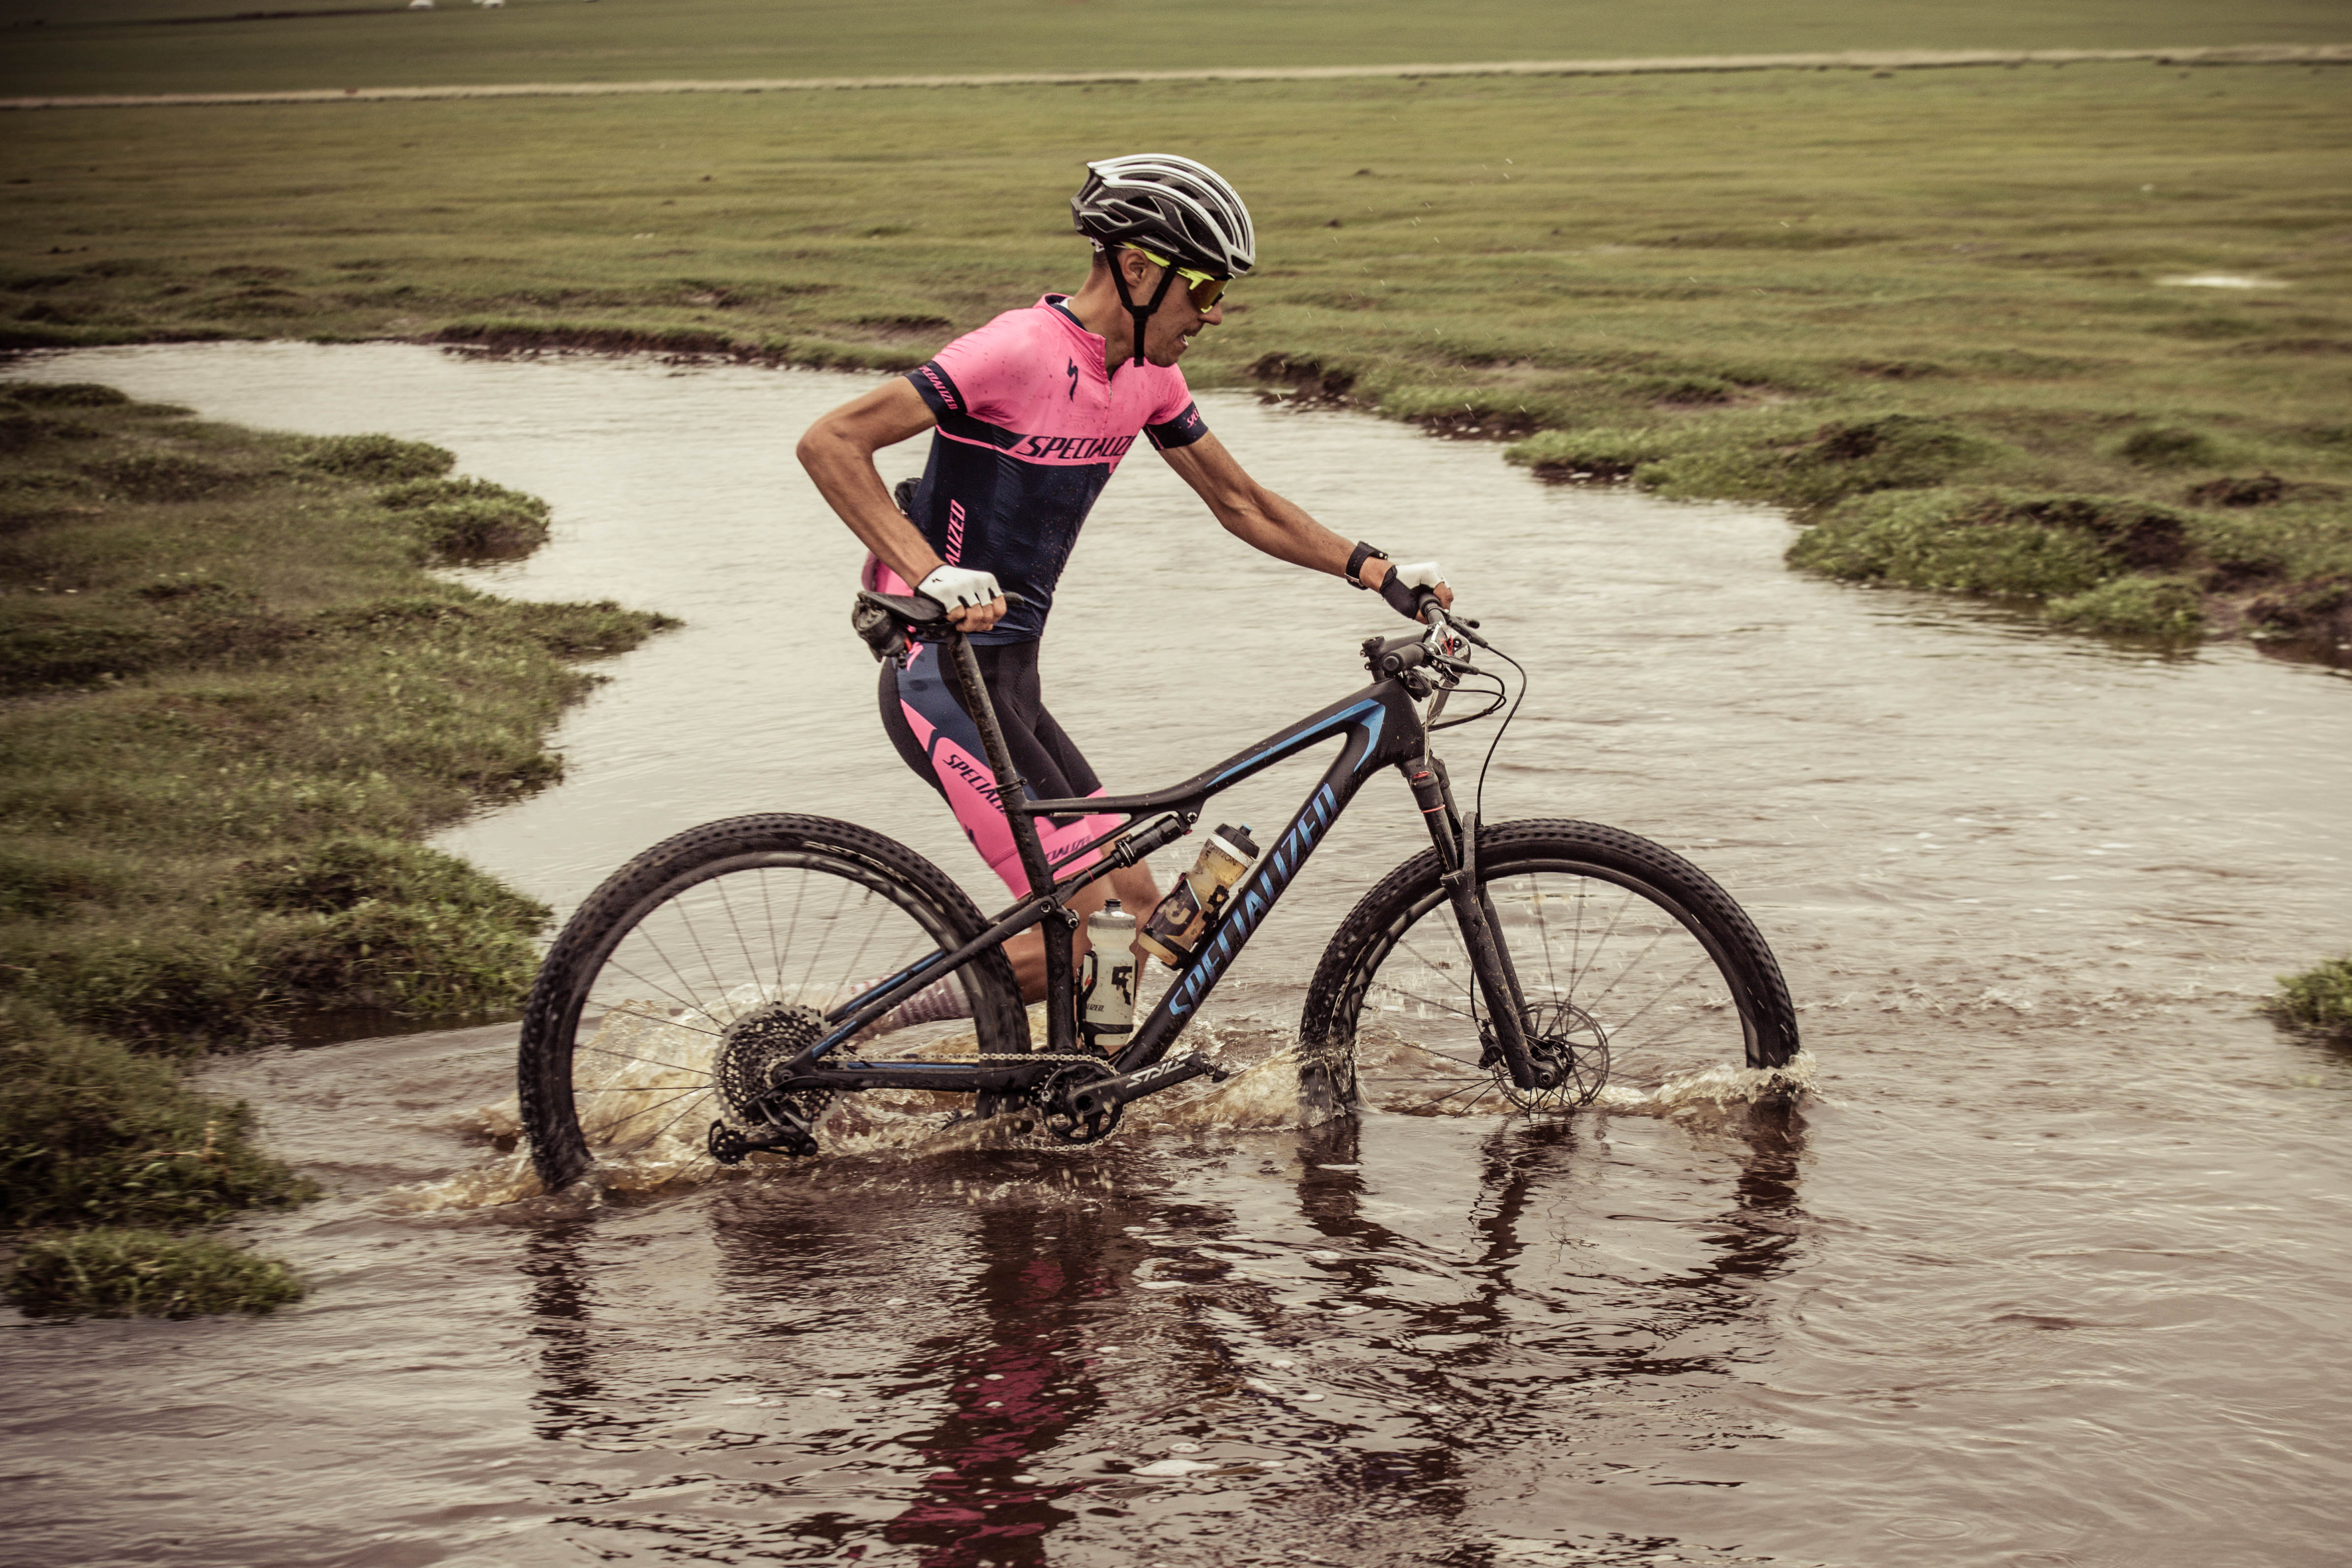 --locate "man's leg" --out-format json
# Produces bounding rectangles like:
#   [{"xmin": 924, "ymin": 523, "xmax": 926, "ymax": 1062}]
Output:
[
  {"xmin": 1000, "ymin": 856, "xmax": 1161, "ymax": 1003},
  {"xmin": 875, "ymin": 639, "xmax": 1161, "ymax": 1014}
]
